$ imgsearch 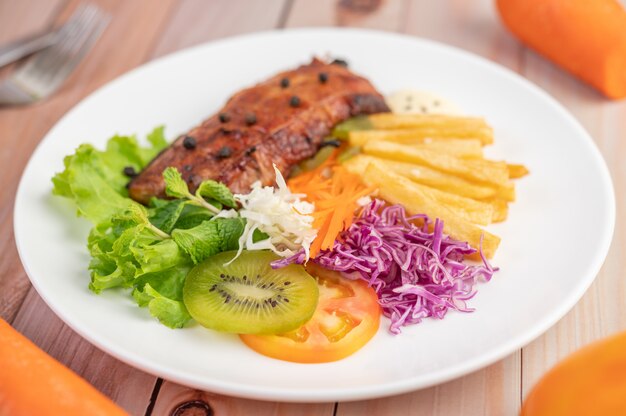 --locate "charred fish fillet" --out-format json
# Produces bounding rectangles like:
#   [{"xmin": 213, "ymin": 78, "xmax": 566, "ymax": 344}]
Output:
[{"xmin": 128, "ymin": 58, "xmax": 389, "ymax": 204}]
